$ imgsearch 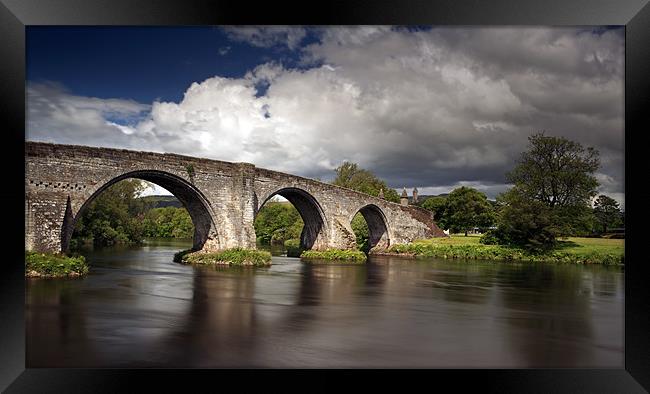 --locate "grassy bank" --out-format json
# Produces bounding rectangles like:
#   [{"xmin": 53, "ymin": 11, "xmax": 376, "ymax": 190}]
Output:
[
  {"xmin": 174, "ymin": 247, "xmax": 272, "ymax": 266},
  {"xmin": 300, "ymin": 249, "xmax": 367, "ymax": 262},
  {"xmin": 26, "ymin": 251, "xmax": 89, "ymax": 278},
  {"xmin": 382, "ymin": 235, "xmax": 623, "ymax": 265}
]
